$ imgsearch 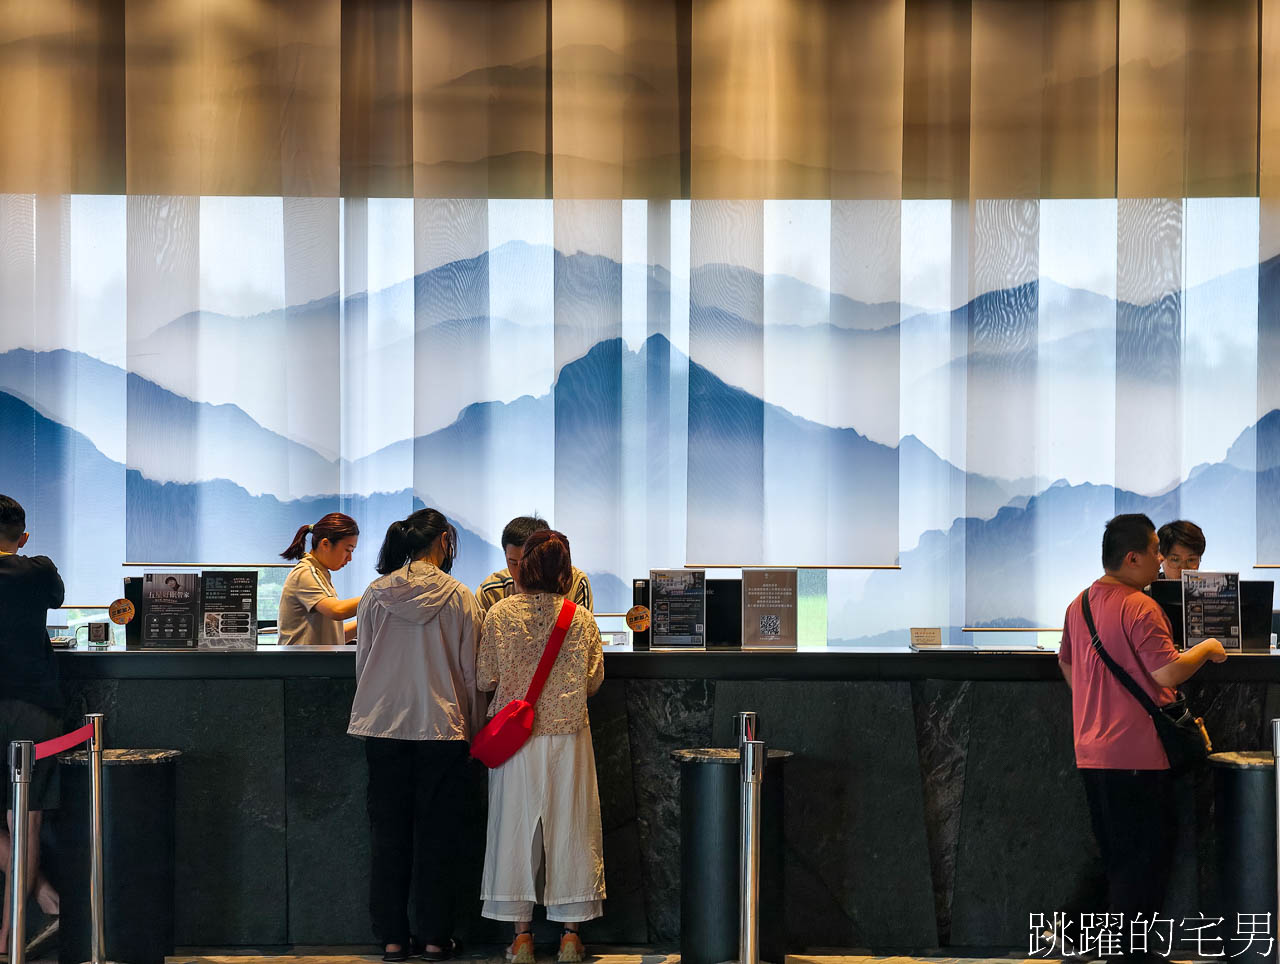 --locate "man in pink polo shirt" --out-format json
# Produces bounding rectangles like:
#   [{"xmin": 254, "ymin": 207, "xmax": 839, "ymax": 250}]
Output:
[{"xmin": 1059, "ymin": 513, "xmax": 1225, "ymax": 933}]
